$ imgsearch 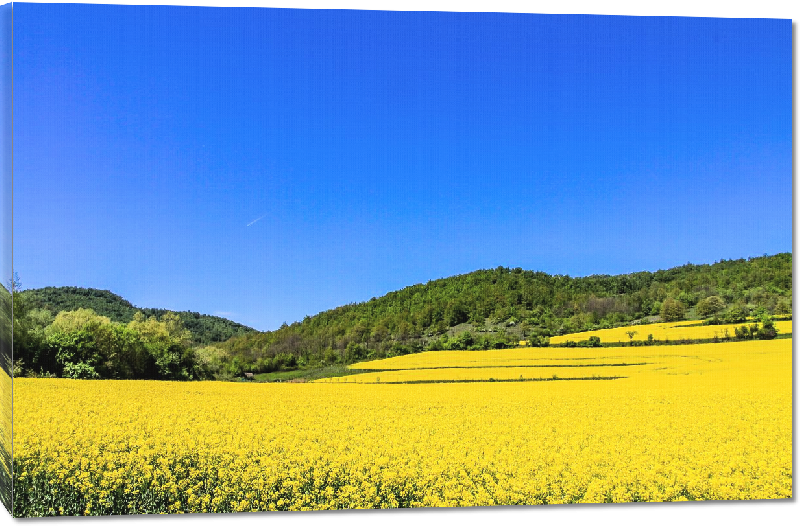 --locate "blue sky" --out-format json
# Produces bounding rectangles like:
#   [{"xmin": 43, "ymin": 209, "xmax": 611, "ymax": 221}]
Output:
[{"xmin": 13, "ymin": 4, "xmax": 791, "ymax": 331}]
